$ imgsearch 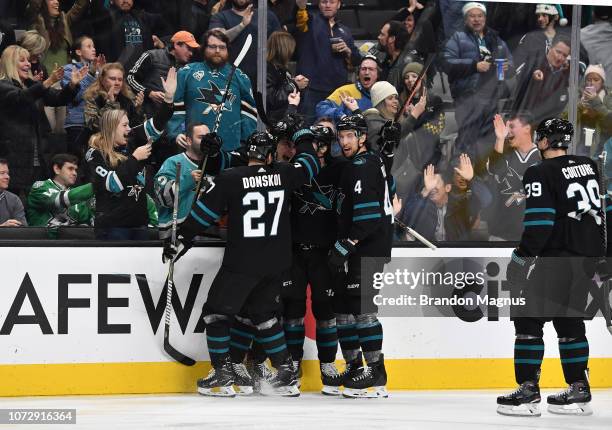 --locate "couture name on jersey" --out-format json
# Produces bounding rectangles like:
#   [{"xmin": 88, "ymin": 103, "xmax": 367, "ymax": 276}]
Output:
[
  {"xmin": 562, "ymin": 164, "xmax": 595, "ymax": 180},
  {"xmin": 242, "ymin": 174, "xmax": 282, "ymax": 189}
]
